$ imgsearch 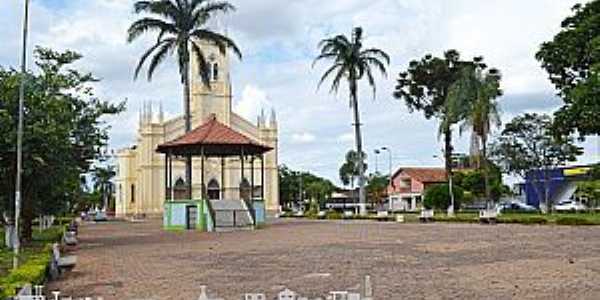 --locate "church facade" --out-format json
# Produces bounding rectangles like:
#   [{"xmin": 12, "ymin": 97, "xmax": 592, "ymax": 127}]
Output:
[{"xmin": 114, "ymin": 44, "xmax": 279, "ymax": 217}]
